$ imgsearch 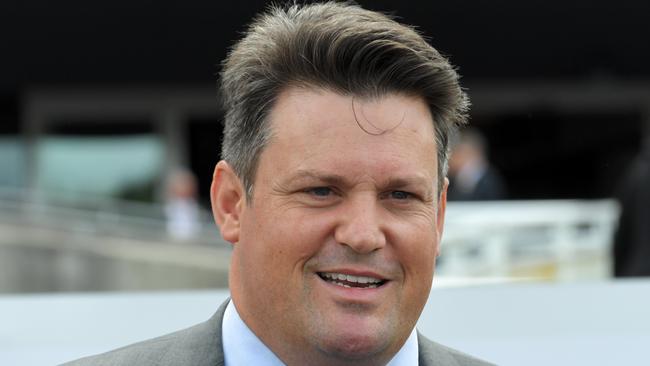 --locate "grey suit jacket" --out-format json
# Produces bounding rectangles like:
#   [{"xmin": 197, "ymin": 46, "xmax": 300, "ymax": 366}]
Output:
[{"xmin": 63, "ymin": 300, "xmax": 493, "ymax": 366}]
